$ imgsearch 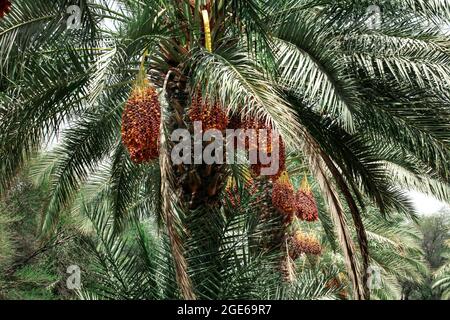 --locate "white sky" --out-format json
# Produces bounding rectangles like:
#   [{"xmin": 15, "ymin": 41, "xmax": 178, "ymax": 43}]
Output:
[{"xmin": 408, "ymin": 191, "xmax": 449, "ymax": 216}]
